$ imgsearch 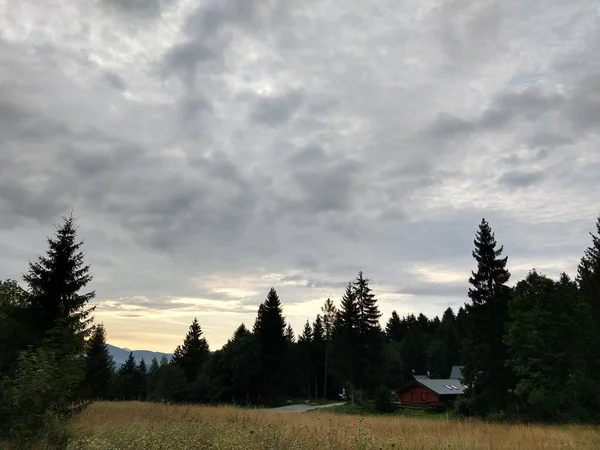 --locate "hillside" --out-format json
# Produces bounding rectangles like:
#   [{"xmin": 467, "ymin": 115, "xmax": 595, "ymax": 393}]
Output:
[{"xmin": 107, "ymin": 344, "xmax": 172, "ymax": 368}]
